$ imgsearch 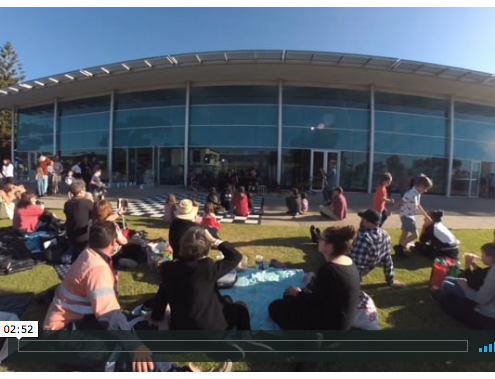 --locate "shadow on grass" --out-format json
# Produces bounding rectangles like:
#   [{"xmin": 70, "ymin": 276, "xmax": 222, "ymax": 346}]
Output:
[
  {"xmin": 364, "ymin": 282, "xmax": 466, "ymax": 330},
  {"xmin": 391, "ymin": 252, "xmax": 434, "ymax": 270},
  {"xmin": 125, "ymin": 216, "xmax": 168, "ymax": 230}
]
